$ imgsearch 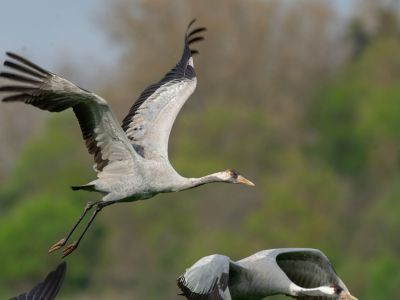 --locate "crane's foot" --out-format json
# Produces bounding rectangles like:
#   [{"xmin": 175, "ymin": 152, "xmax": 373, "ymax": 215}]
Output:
[
  {"xmin": 48, "ymin": 238, "xmax": 66, "ymax": 253},
  {"xmin": 61, "ymin": 242, "xmax": 77, "ymax": 258}
]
